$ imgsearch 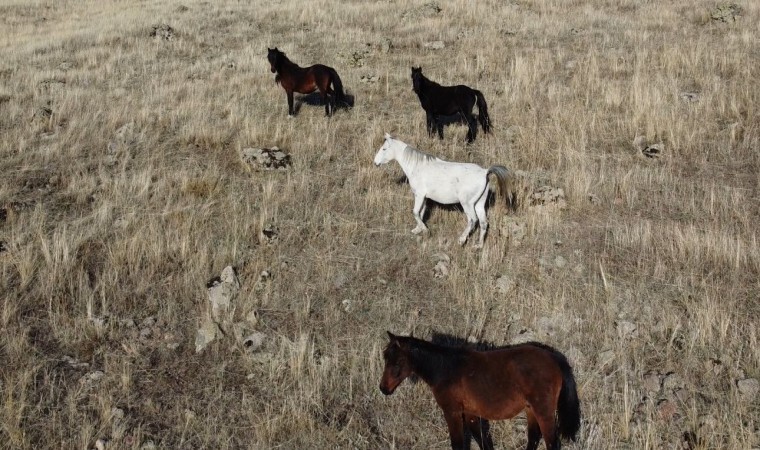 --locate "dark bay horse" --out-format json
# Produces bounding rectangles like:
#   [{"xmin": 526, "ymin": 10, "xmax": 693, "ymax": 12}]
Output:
[
  {"xmin": 411, "ymin": 67, "xmax": 492, "ymax": 143},
  {"xmin": 380, "ymin": 332, "xmax": 581, "ymax": 450},
  {"xmin": 267, "ymin": 47, "xmax": 349, "ymax": 117}
]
